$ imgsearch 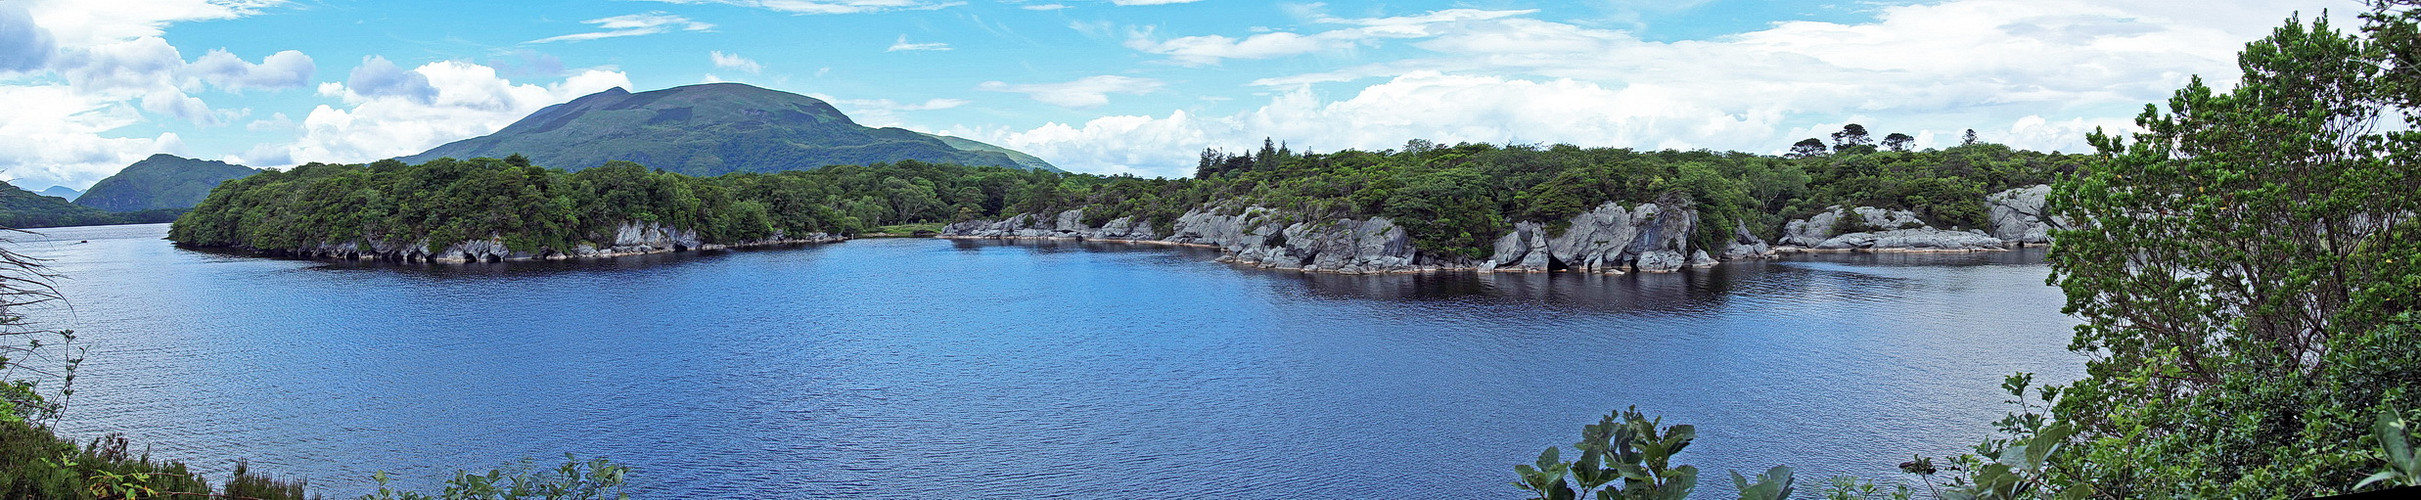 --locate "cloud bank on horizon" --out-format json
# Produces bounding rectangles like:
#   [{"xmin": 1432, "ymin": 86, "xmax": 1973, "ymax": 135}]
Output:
[{"xmin": 0, "ymin": 0, "xmax": 2349, "ymax": 187}]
